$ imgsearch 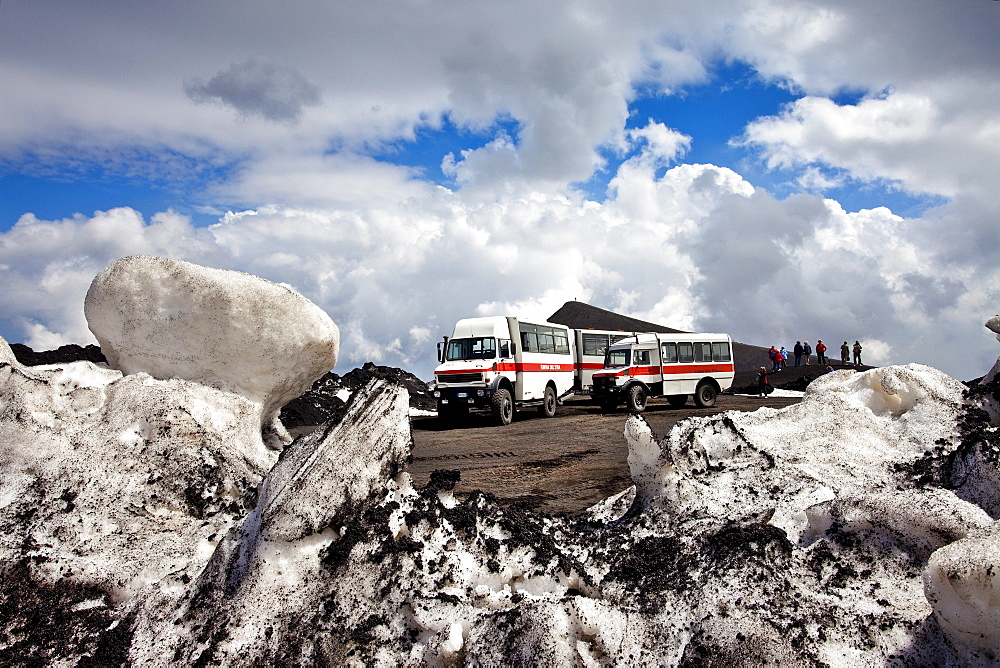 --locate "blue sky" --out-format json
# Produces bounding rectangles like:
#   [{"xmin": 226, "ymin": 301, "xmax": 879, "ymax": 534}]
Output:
[
  {"xmin": 1, "ymin": 1, "xmax": 998, "ymax": 381},
  {"xmin": 1, "ymin": 59, "xmax": 941, "ymax": 229}
]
